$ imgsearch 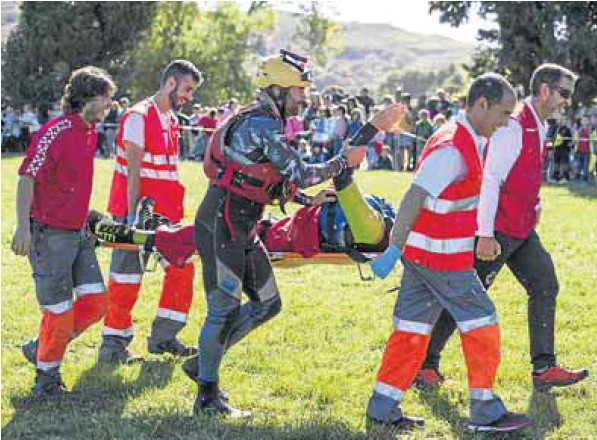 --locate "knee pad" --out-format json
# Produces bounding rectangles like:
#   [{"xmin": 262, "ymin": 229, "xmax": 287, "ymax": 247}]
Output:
[{"xmin": 253, "ymin": 295, "xmax": 282, "ymax": 325}]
